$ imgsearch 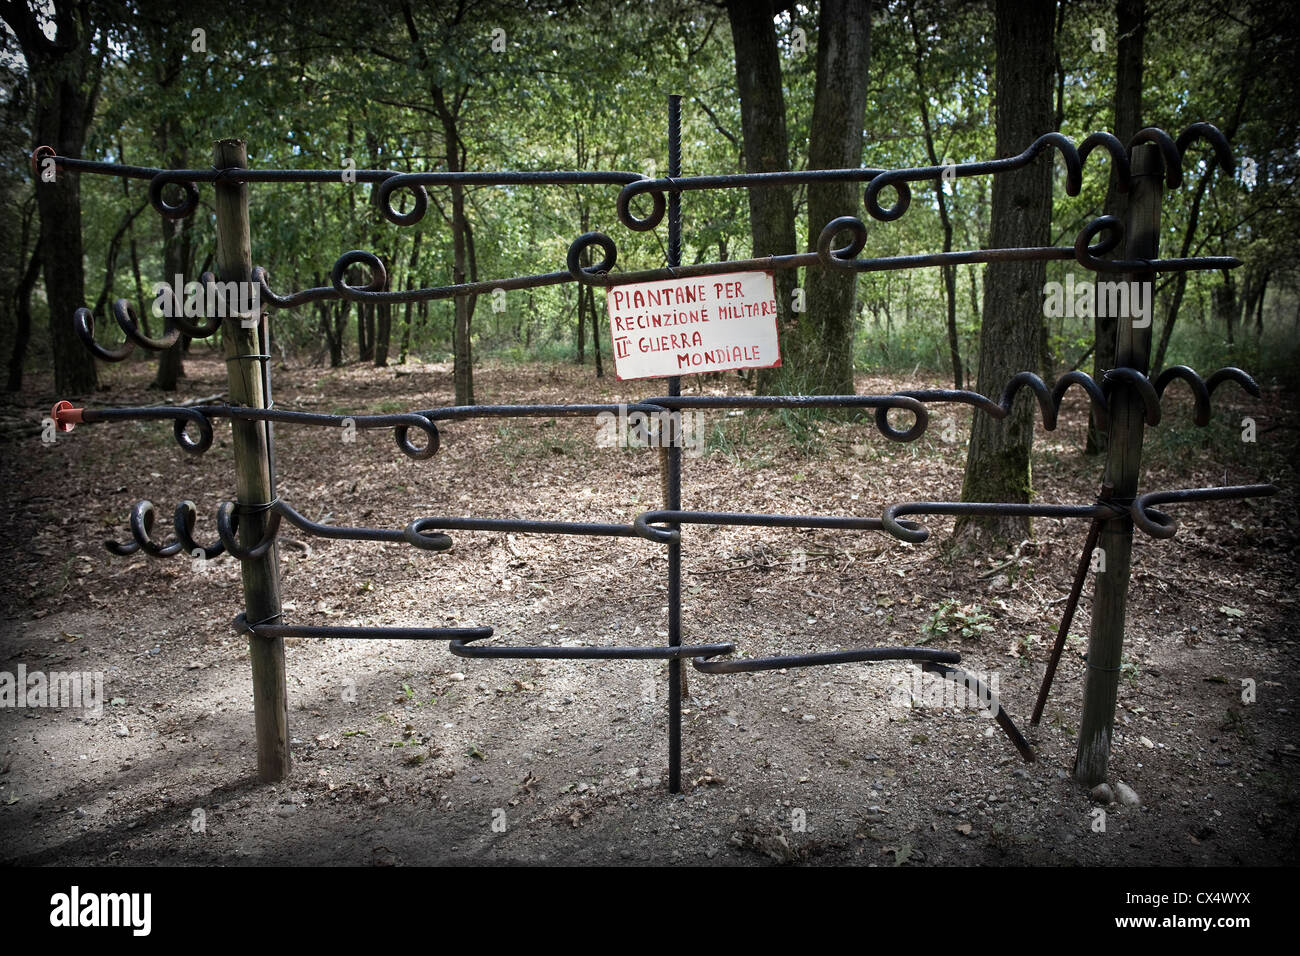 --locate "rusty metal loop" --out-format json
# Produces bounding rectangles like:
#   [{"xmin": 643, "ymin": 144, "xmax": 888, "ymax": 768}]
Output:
[
  {"xmin": 174, "ymin": 499, "xmax": 225, "ymax": 560},
  {"xmin": 107, "ymin": 500, "xmax": 184, "ymax": 557},
  {"xmin": 616, "ymin": 179, "xmax": 670, "ymax": 231},
  {"xmin": 74, "ymin": 306, "xmax": 134, "ymax": 362},
  {"xmin": 401, "ymin": 517, "xmax": 456, "ymax": 552},
  {"xmin": 1078, "ymin": 131, "xmax": 1131, "ymax": 192},
  {"xmin": 1131, "ymin": 484, "xmax": 1278, "ymax": 539},
  {"xmin": 1102, "ymin": 367, "xmax": 1163, "ymax": 425},
  {"xmin": 331, "ymin": 250, "xmax": 388, "ymax": 299},
  {"xmin": 865, "ymin": 132, "xmax": 1082, "ymax": 223},
  {"xmin": 216, "ymin": 500, "xmax": 281, "ymax": 560},
  {"xmin": 370, "ymin": 173, "xmax": 431, "ymax": 226},
  {"xmin": 1175, "ymin": 122, "xmax": 1235, "ymax": 175},
  {"xmin": 147, "ymin": 171, "xmax": 202, "ymax": 219},
  {"xmin": 30, "ymin": 145, "xmax": 57, "ymax": 180},
  {"xmin": 114, "ymin": 297, "xmax": 179, "ymax": 351},
  {"xmin": 565, "ymin": 231, "xmax": 619, "ymax": 281}
]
